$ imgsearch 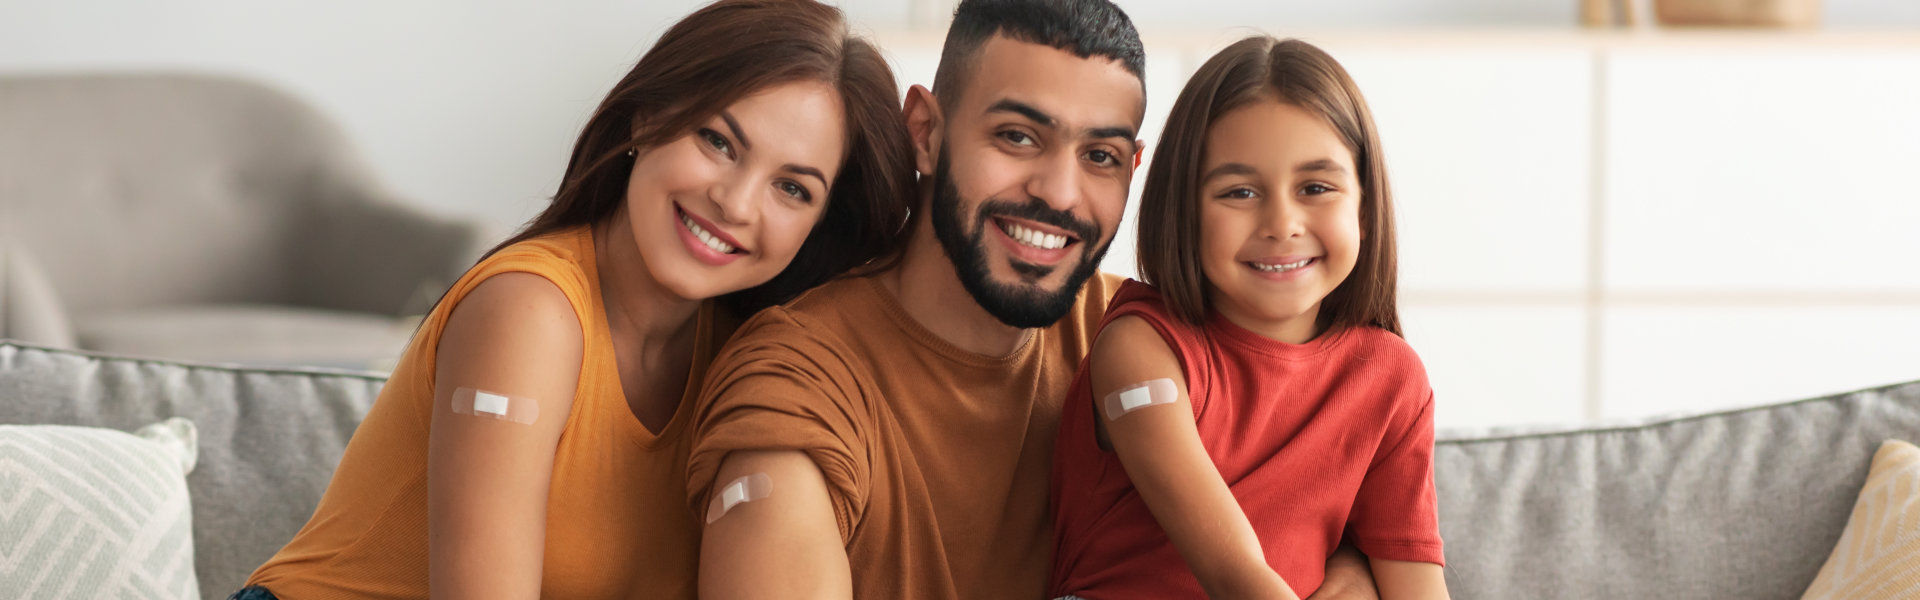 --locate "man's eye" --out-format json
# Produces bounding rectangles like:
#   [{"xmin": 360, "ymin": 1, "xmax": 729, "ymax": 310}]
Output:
[
  {"xmin": 1086, "ymin": 150, "xmax": 1115, "ymax": 166},
  {"xmin": 1000, "ymin": 131, "xmax": 1034, "ymax": 146},
  {"xmin": 699, "ymin": 129, "xmax": 734, "ymax": 159}
]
